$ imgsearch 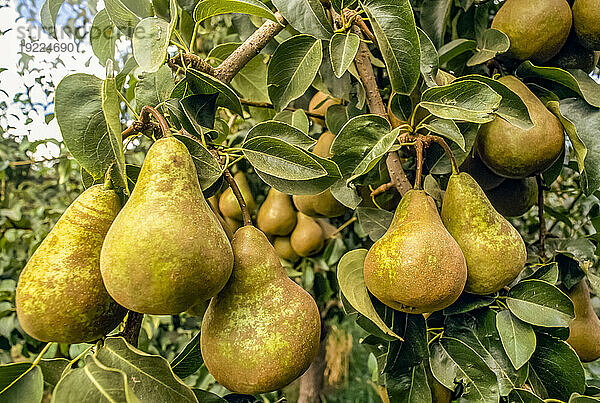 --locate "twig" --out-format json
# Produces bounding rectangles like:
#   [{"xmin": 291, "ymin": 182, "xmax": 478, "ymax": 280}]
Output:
[
  {"xmin": 424, "ymin": 135, "xmax": 458, "ymax": 174},
  {"xmin": 343, "ymin": 9, "xmax": 377, "ymax": 46},
  {"xmin": 536, "ymin": 174, "xmax": 547, "ymax": 261},
  {"xmin": 370, "ymin": 182, "xmax": 394, "ymax": 197},
  {"xmin": 414, "ymin": 139, "xmax": 424, "ymax": 189},
  {"xmin": 140, "ymin": 106, "xmax": 170, "ymax": 137},
  {"xmin": 210, "ymin": 150, "xmax": 253, "ymax": 226},
  {"xmin": 167, "ymin": 53, "xmax": 216, "ymax": 76},
  {"xmin": 121, "ymin": 312, "xmax": 144, "ymax": 347},
  {"xmin": 240, "ymin": 99, "xmax": 325, "ymax": 120},
  {"xmin": 7, "ymin": 155, "xmax": 67, "ymax": 167},
  {"xmin": 331, "ymin": 216, "xmax": 357, "ymax": 236}
]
